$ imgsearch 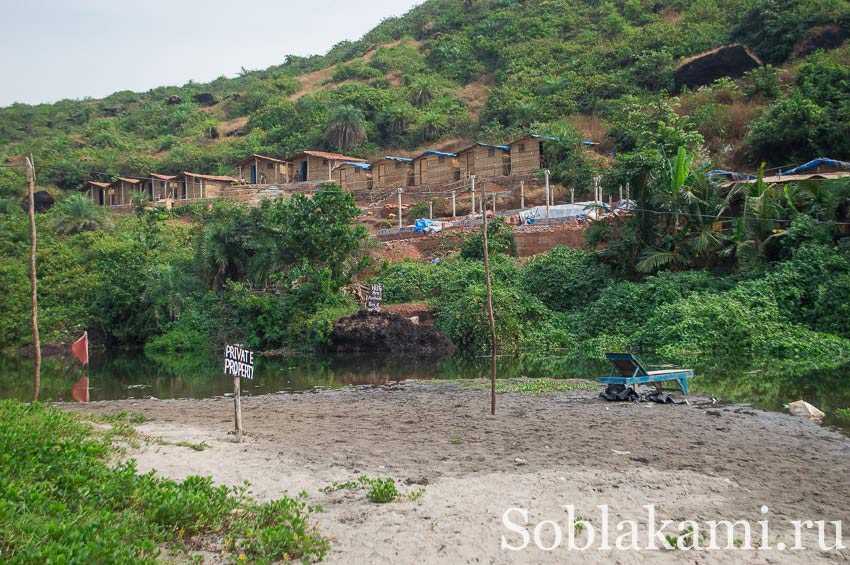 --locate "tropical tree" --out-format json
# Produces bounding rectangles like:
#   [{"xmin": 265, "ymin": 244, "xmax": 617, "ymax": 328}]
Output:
[
  {"xmin": 324, "ymin": 105, "xmax": 367, "ymax": 151},
  {"xmin": 720, "ymin": 167, "xmax": 786, "ymax": 266},
  {"xmin": 50, "ymin": 194, "xmax": 111, "ymax": 235},
  {"xmin": 409, "ymin": 77, "xmax": 438, "ymax": 108},
  {"xmin": 636, "ymin": 148, "xmax": 724, "ymax": 272}
]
